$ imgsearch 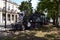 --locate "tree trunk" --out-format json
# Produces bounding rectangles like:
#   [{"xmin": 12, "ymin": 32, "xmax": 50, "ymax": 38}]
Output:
[
  {"xmin": 53, "ymin": 18, "xmax": 55, "ymax": 25},
  {"xmin": 55, "ymin": 11, "xmax": 59, "ymax": 27},
  {"xmin": 55, "ymin": 1, "xmax": 59, "ymax": 28}
]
